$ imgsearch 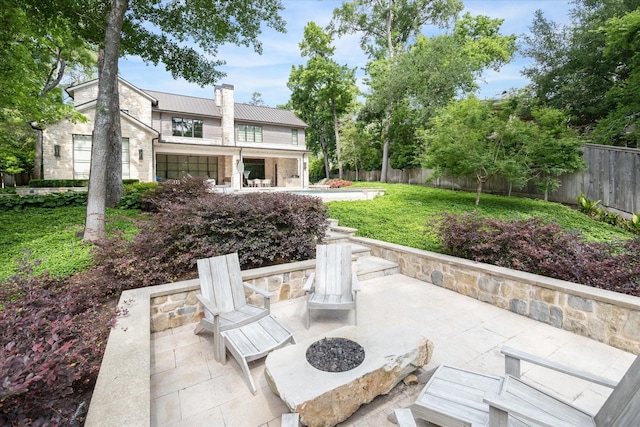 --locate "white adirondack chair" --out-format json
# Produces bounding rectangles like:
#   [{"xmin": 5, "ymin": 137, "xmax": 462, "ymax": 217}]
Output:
[
  {"xmin": 303, "ymin": 244, "xmax": 360, "ymax": 329},
  {"xmin": 408, "ymin": 346, "xmax": 640, "ymax": 427},
  {"xmin": 194, "ymin": 252, "xmax": 272, "ymax": 361}
]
